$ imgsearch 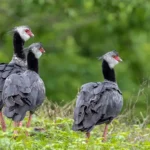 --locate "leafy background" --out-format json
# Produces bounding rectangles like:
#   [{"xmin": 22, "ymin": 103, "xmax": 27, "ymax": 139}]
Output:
[
  {"xmin": 0, "ymin": 0, "xmax": 150, "ymax": 114},
  {"xmin": 1, "ymin": 0, "xmax": 150, "ymax": 149}
]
